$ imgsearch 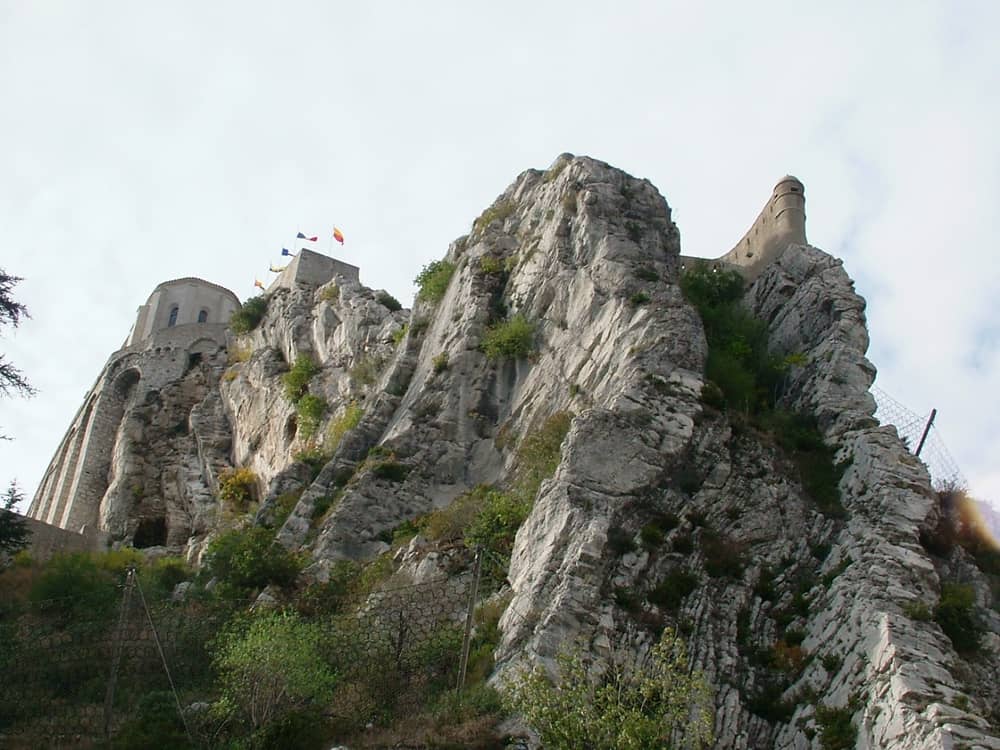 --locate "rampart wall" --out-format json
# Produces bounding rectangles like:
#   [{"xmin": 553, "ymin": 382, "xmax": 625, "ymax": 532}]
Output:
[
  {"xmin": 269, "ymin": 248, "xmax": 359, "ymax": 291},
  {"xmin": 680, "ymin": 176, "xmax": 807, "ymax": 280}
]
